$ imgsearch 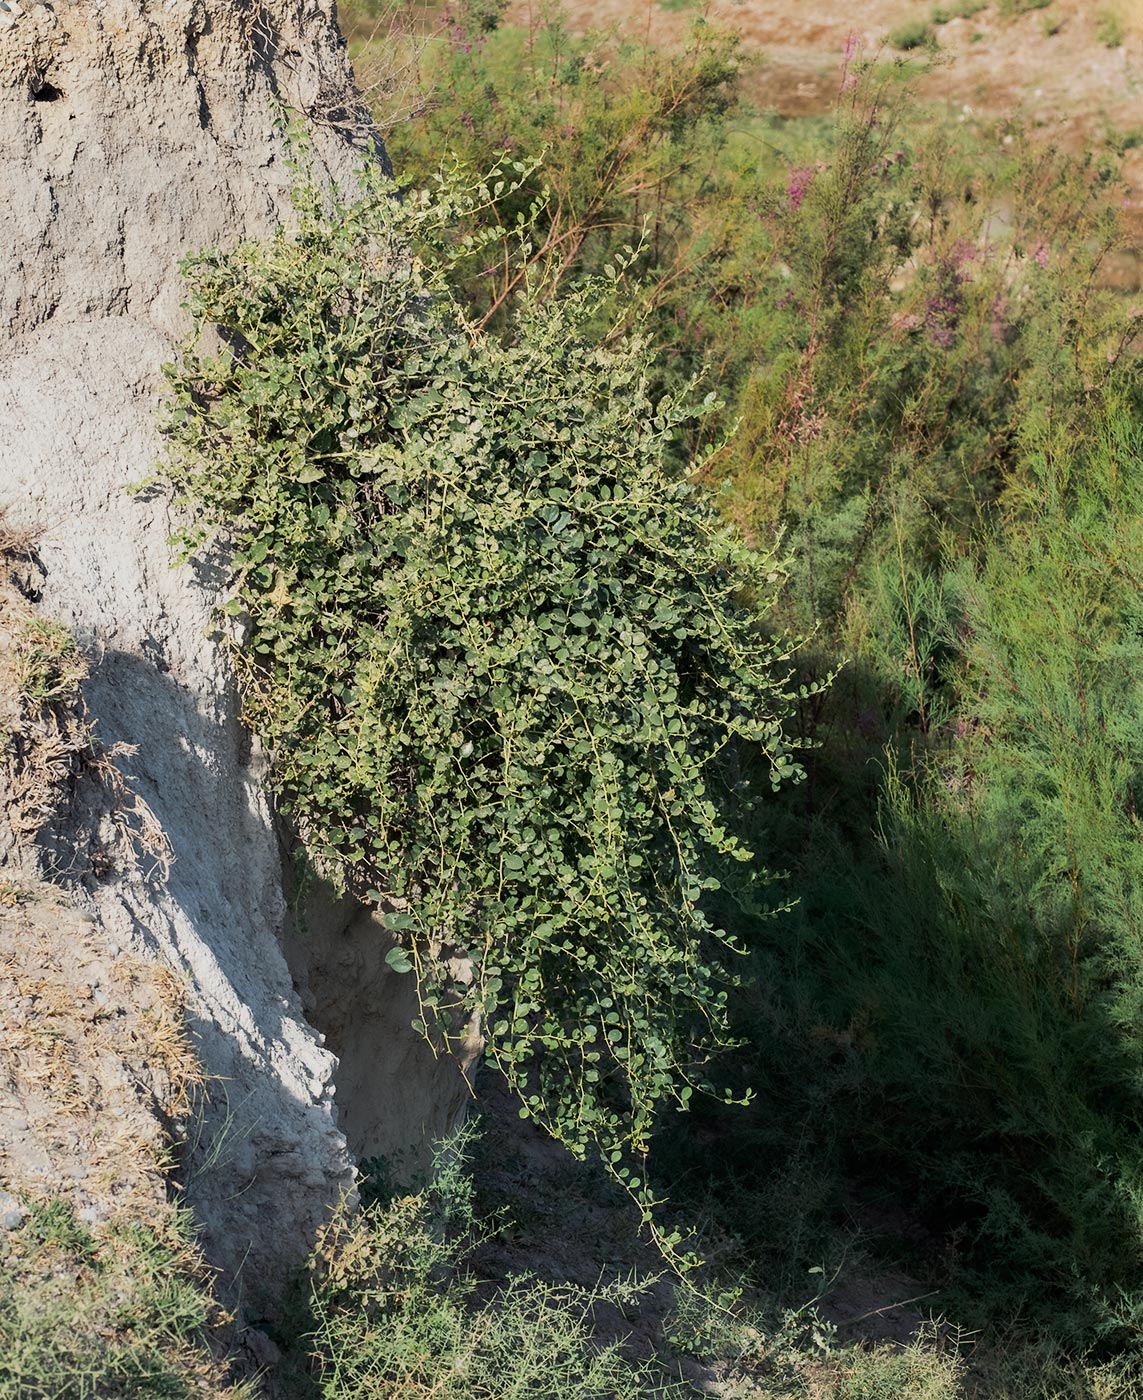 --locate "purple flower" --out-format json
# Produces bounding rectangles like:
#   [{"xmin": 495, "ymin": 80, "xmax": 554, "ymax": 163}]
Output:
[
  {"xmin": 990, "ymin": 295, "xmax": 1010, "ymax": 344},
  {"xmin": 952, "ymin": 239, "xmax": 978, "ymax": 268},
  {"xmin": 924, "ymin": 253, "xmax": 968, "ymax": 348},
  {"xmin": 840, "ymin": 30, "xmax": 863, "ymax": 86},
  {"xmin": 925, "ymin": 292, "xmax": 961, "ymax": 348},
  {"xmin": 1033, "ymin": 241, "xmax": 1050, "ymax": 268},
  {"xmin": 787, "ymin": 166, "xmax": 815, "ymax": 211}
]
